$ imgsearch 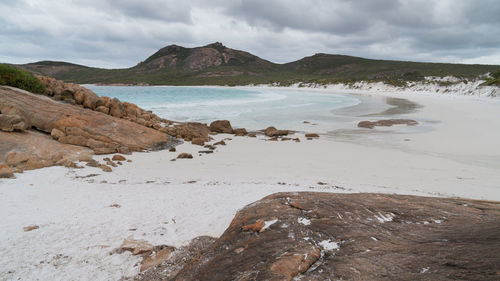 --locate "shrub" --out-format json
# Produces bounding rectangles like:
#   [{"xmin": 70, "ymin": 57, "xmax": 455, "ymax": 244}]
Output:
[{"xmin": 0, "ymin": 64, "xmax": 46, "ymax": 93}]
